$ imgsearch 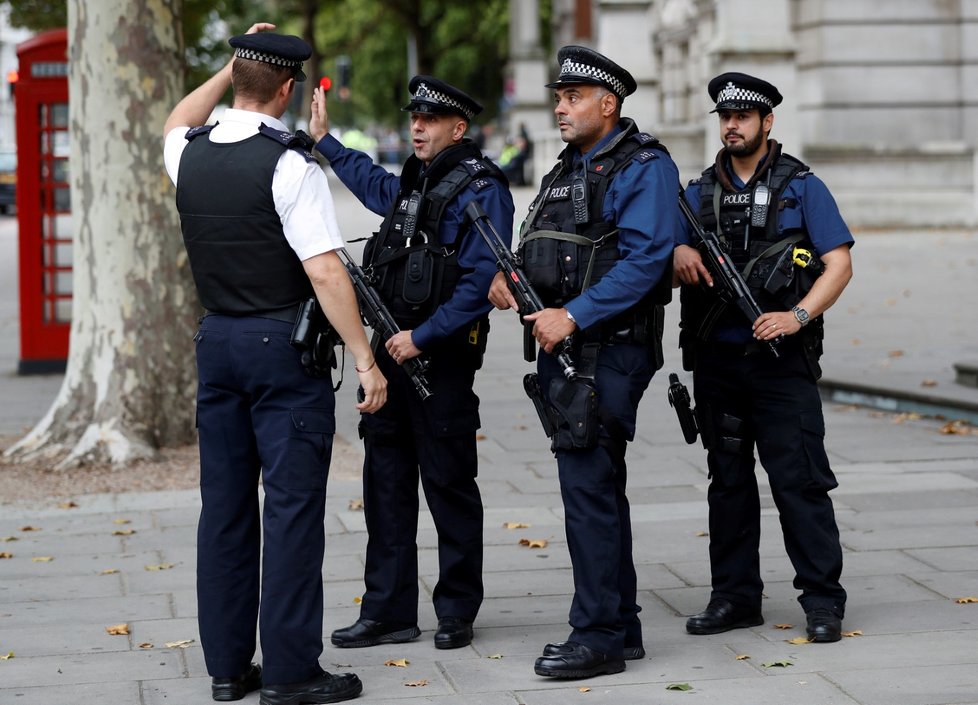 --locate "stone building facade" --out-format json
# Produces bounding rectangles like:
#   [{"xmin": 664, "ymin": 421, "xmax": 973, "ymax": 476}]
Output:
[{"xmin": 512, "ymin": 0, "xmax": 978, "ymax": 227}]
